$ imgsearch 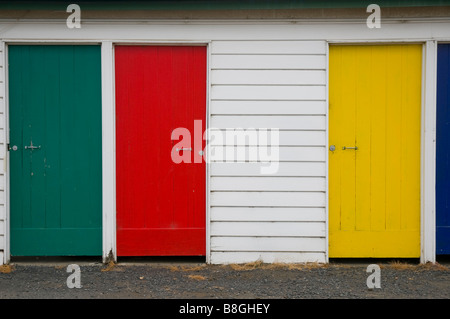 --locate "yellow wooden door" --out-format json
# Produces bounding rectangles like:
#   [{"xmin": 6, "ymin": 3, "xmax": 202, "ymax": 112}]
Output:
[{"xmin": 329, "ymin": 44, "xmax": 422, "ymax": 257}]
